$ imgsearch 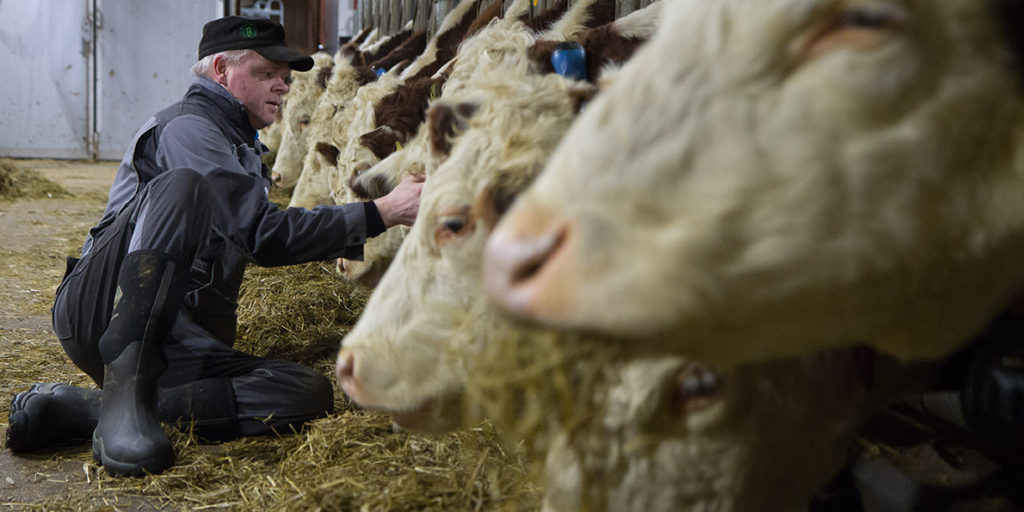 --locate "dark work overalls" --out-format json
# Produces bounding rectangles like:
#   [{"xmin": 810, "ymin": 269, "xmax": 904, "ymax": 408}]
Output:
[{"xmin": 50, "ymin": 76, "xmax": 378, "ymax": 440}]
